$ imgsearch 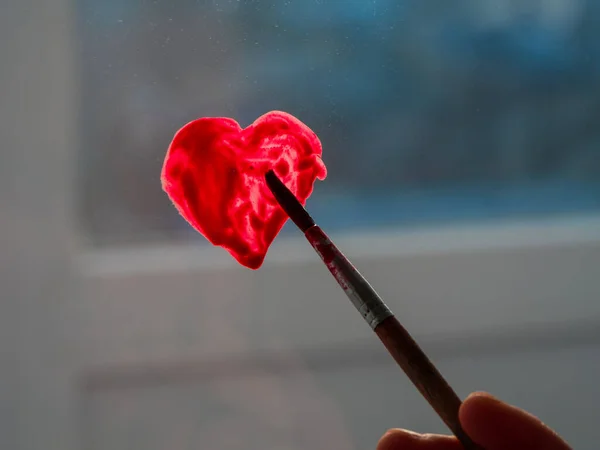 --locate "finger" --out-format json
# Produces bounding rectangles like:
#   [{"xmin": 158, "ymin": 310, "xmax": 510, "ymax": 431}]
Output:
[
  {"xmin": 377, "ymin": 429, "xmax": 463, "ymax": 450},
  {"xmin": 459, "ymin": 392, "xmax": 571, "ymax": 450}
]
